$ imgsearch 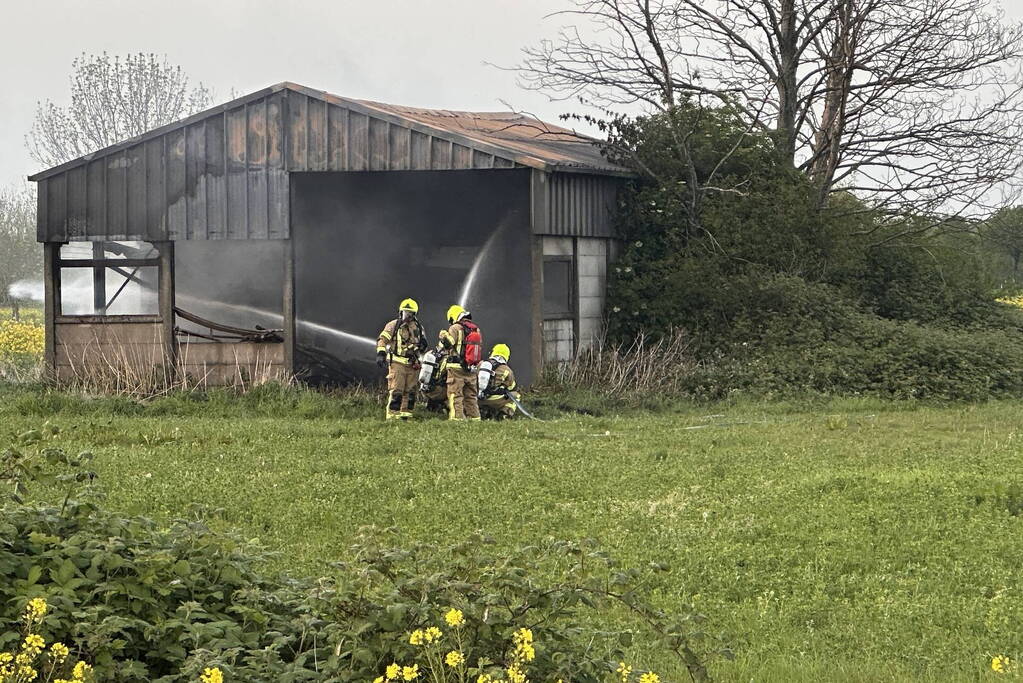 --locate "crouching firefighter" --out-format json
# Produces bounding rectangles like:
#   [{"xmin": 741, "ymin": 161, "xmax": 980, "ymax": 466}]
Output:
[
  {"xmin": 377, "ymin": 298, "xmax": 428, "ymax": 420},
  {"xmin": 437, "ymin": 305, "xmax": 482, "ymax": 421},
  {"xmin": 477, "ymin": 344, "xmax": 520, "ymax": 419}
]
